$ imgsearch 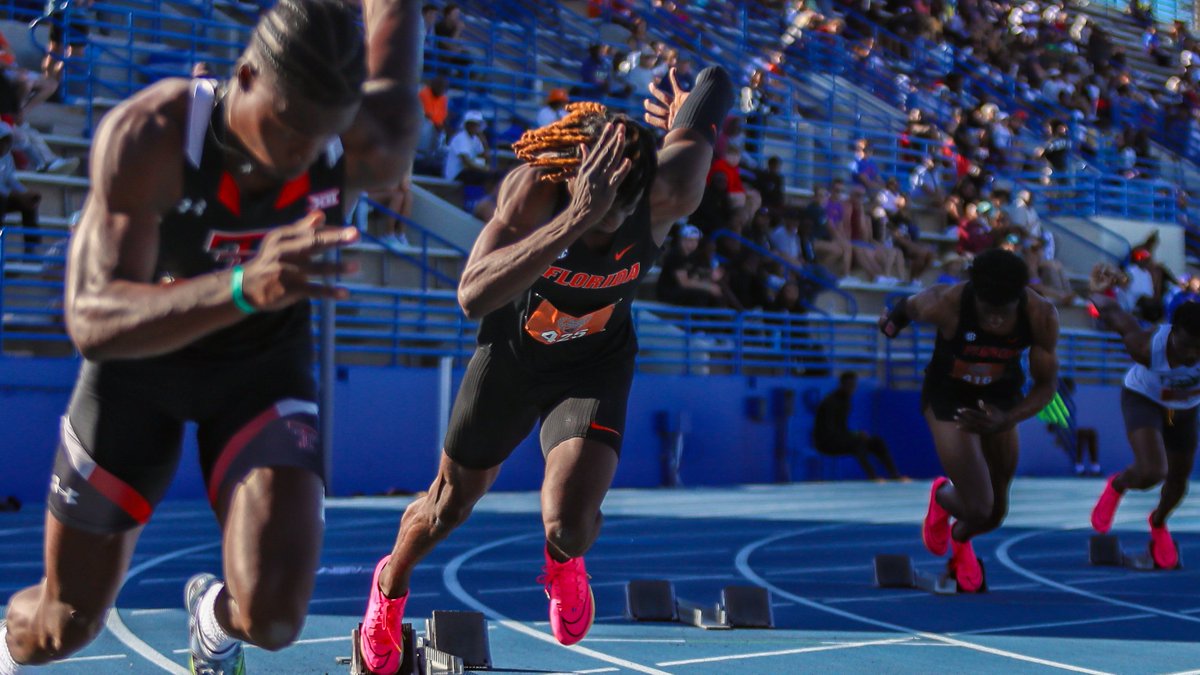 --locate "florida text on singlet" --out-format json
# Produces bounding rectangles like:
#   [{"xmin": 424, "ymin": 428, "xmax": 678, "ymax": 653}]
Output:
[
  {"xmin": 924, "ymin": 282, "xmax": 1034, "ymax": 407},
  {"xmin": 1124, "ymin": 324, "xmax": 1200, "ymax": 409},
  {"xmin": 153, "ymin": 79, "xmax": 347, "ymax": 361},
  {"xmin": 476, "ymin": 184, "xmax": 661, "ymax": 372}
]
